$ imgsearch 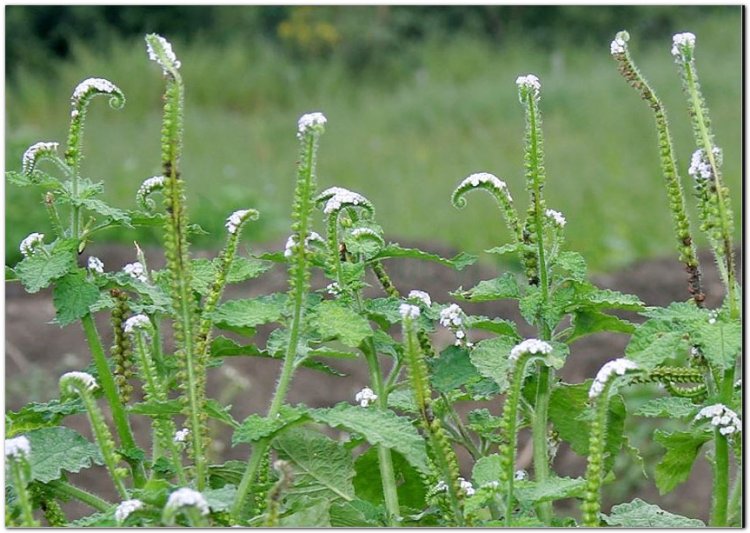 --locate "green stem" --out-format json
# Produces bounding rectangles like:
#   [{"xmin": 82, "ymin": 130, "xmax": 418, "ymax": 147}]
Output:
[
  {"xmin": 81, "ymin": 313, "xmax": 146, "ymax": 486},
  {"xmin": 710, "ymin": 429, "xmax": 729, "ymax": 526},
  {"xmin": 581, "ymin": 383, "xmax": 612, "ymax": 527},
  {"xmin": 728, "ymin": 470, "xmax": 742, "ymax": 525},
  {"xmin": 10, "ymin": 462, "xmax": 37, "ymax": 526},
  {"xmin": 231, "ymin": 439, "xmax": 269, "ymax": 522},
  {"xmin": 45, "ymin": 480, "xmax": 111, "ymax": 513},
  {"xmin": 532, "ymin": 364, "xmax": 552, "ymax": 523}
]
